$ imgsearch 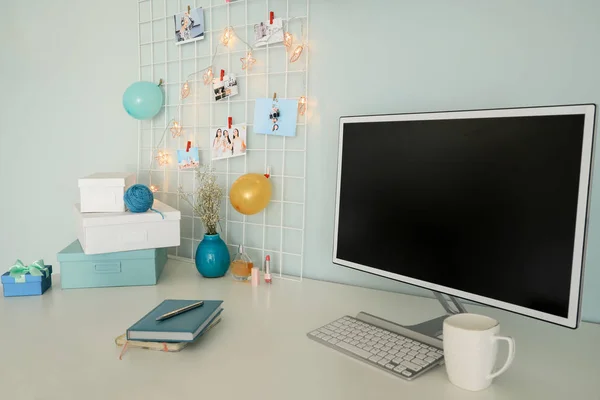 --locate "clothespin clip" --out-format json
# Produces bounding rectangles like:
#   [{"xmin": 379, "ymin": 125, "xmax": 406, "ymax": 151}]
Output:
[
  {"xmin": 220, "ymin": 69, "xmax": 225, "ymax": 81},
  {"xmin": 270, "ymin": 11, "xmax": 274, "ymax": 25},
  {"xmin": 228, "ymin": 117, "xmax": 233, "ymax": 129},
  {"xmin": 272, "ymin": 92, "xmax": 277, "ymax": 102},
  {"xmin": 187, "ymin": 5, "xmax": 191, "ymax": 13},
  {"xmin": 265, "ymin": 166, "xmax": 271, "ymax": 179},
  {"xmin": 186, "ymin": 141, "xmax": 191, "ymax": 152}
]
